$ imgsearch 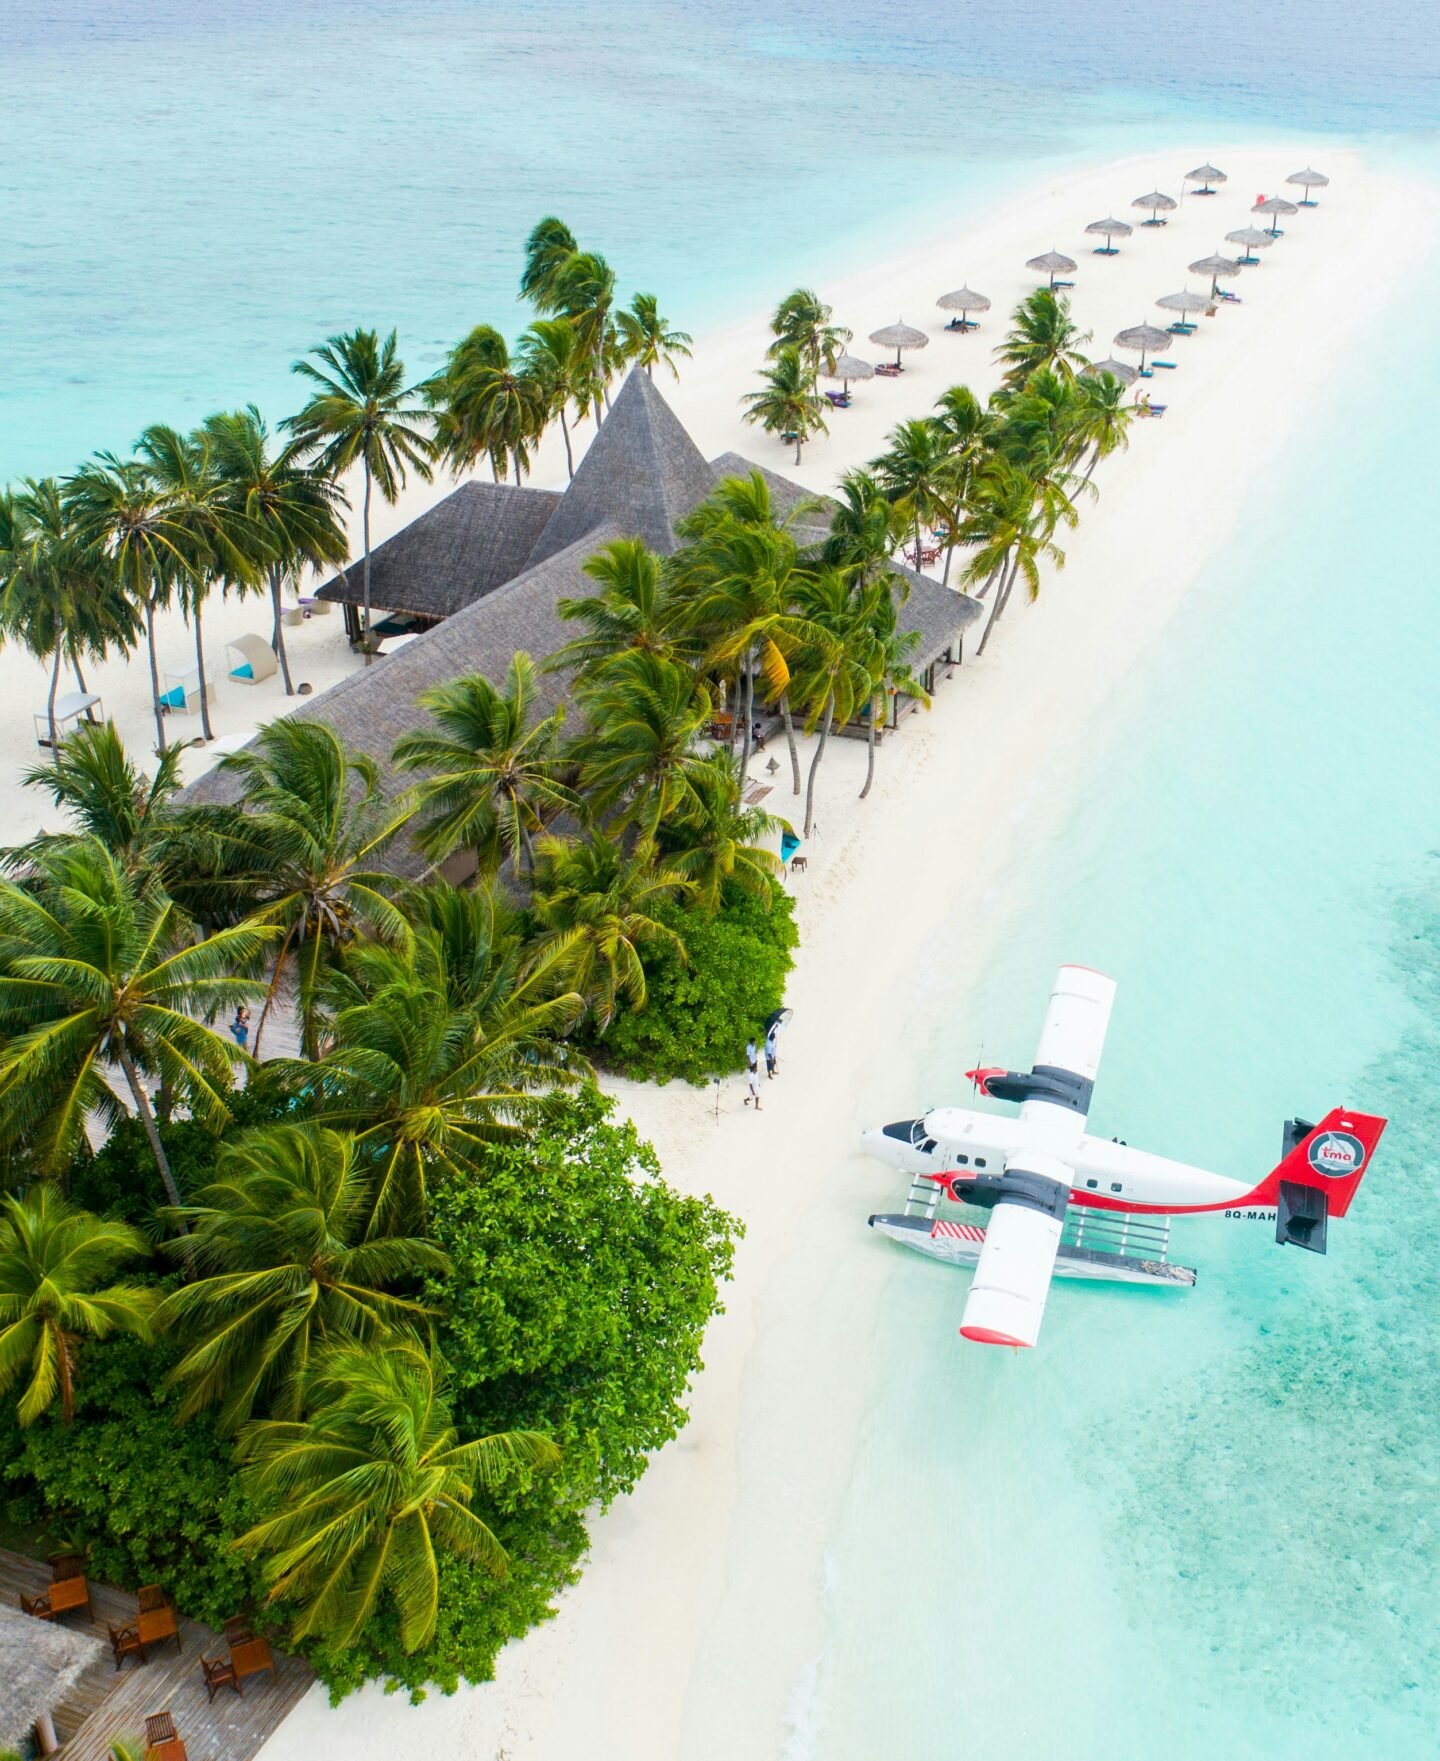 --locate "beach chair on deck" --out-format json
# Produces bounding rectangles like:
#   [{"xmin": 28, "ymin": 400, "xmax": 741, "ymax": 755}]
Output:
[
  {"xmin": 226, "ymin": 634, "xmax": 278, "ymax": 686},
  {"xmin": 1053, "ymin": 278, "xmax": 1076, "ymax": 289}
]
